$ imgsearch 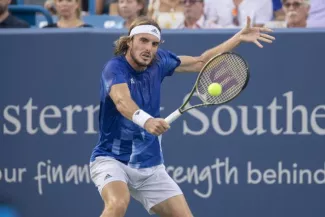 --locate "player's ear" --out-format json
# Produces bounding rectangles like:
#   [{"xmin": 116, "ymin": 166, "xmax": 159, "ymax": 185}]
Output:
[{"xmin": 127, "ymin": 36, "xmax": 133, "ymax": 47}]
